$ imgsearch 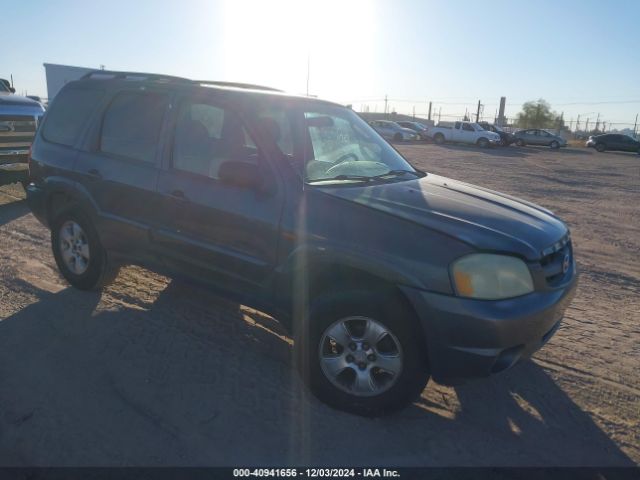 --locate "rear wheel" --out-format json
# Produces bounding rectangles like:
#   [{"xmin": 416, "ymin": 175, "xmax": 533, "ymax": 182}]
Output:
[
  {"xmin": 516, "ymin": 139, "xmax": 525, "ymax": 147},
  {"xmin": 434, "ymin": 133, "xmax": 445, "ymax": 145},
  {"xmin": 595, "ymin": 143, "xmax": 606, "ymax": 152},
  {"xmin": 51, "ymin": 208, "xmax": 119, "ymax": 290},
  {"xmin": 296, "ymin": 289, "xmax": 430, "ymax": 416},
  {"xmin": 393, "ymin": 133, "xmax": 403, "ymax": 141}
]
